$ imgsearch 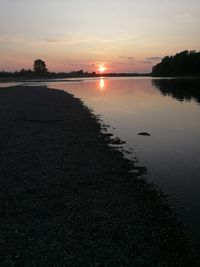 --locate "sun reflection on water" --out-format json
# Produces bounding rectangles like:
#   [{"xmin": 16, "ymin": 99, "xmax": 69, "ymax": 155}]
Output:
[{"xmin": 99, "ymin": 77, "xmax": 105, "ymax": 90}]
